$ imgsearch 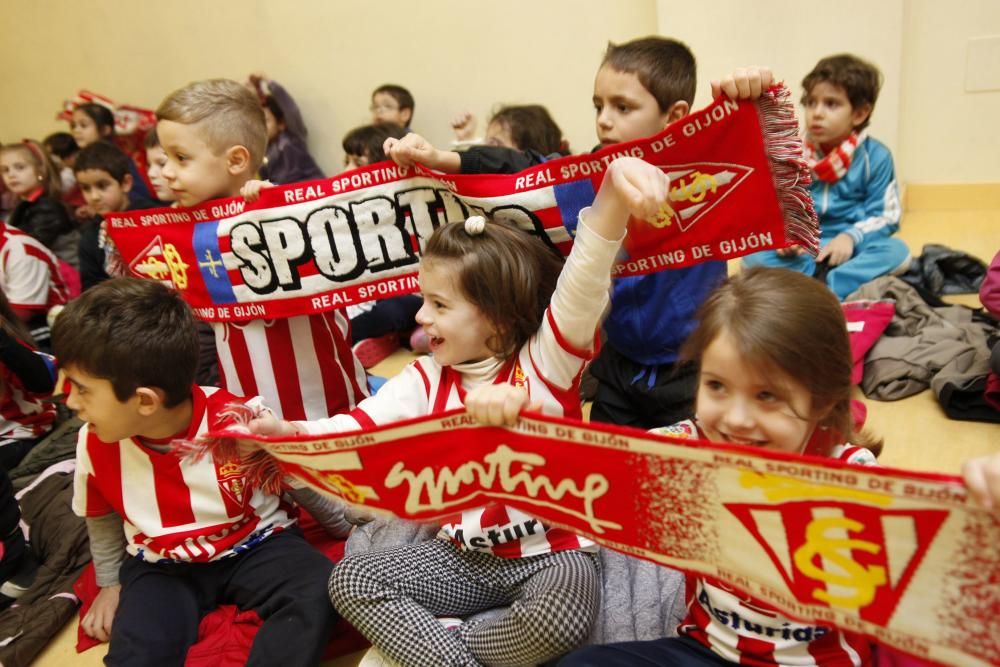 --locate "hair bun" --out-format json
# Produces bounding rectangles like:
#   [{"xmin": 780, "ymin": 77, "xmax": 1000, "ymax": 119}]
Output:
[{"xmin": 464, "ymin": 215, "xmax": 486, "ymax": 236}]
